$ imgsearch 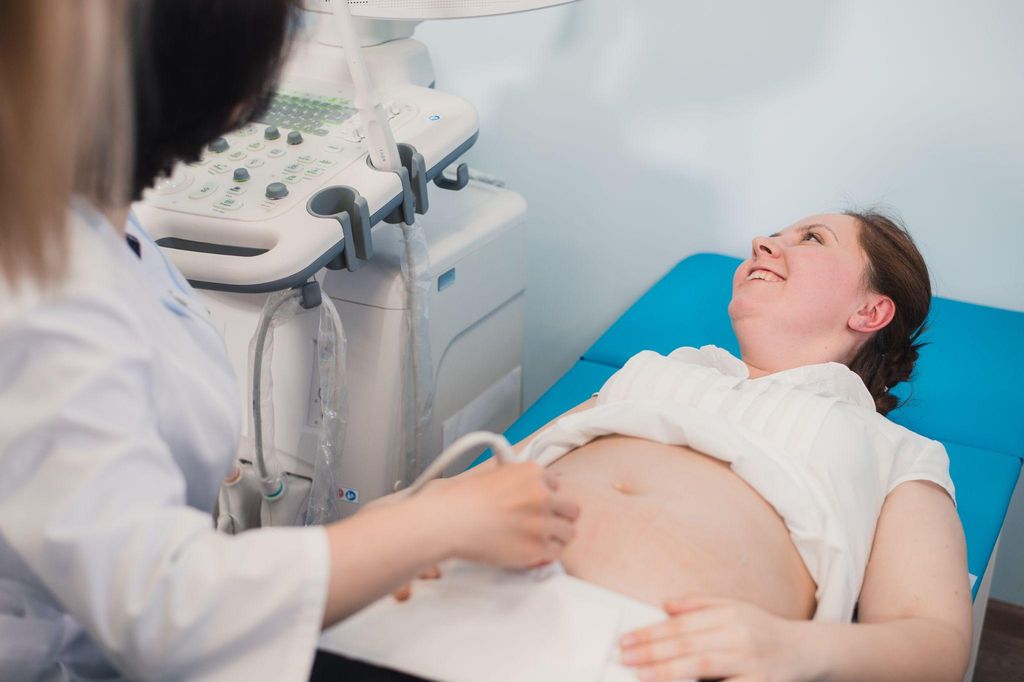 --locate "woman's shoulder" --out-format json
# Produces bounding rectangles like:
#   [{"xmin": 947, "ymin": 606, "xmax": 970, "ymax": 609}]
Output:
[
  {"xmin": 0, "ymin": 207, "xmax": 145, "ymax": 343},
  {"xmin": 866, "ymin": 405, "xmax": 942, "ymax": 447},
  {"xmin": 828, "ymin": 400, "xmax": 949, "ymax": 471}
]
